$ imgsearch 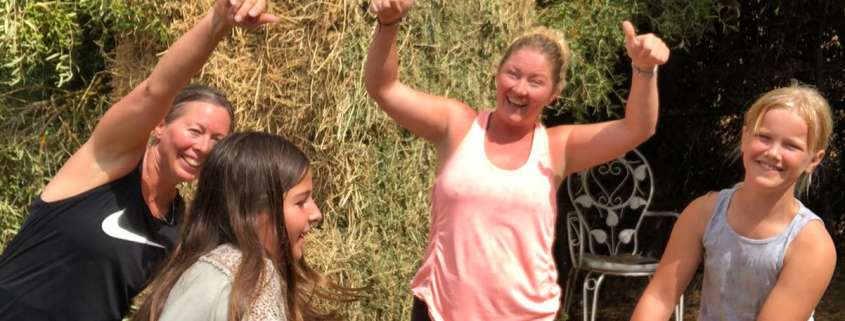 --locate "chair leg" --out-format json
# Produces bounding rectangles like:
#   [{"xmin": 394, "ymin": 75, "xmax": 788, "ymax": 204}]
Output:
[
  {"xmin": 581, "ymin": 272, "xmax": 605, "ymax": 321},
  {"xmin": 562, "ymin": 269, "xmax": 580, "ymax": 317},
  {"xmin": 581, "ymin": 272, "xmax": 593, "ymax": 321},
  {"xmin": 590, "ymin": 274, "xmax": 606, "ymax": 321}
]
